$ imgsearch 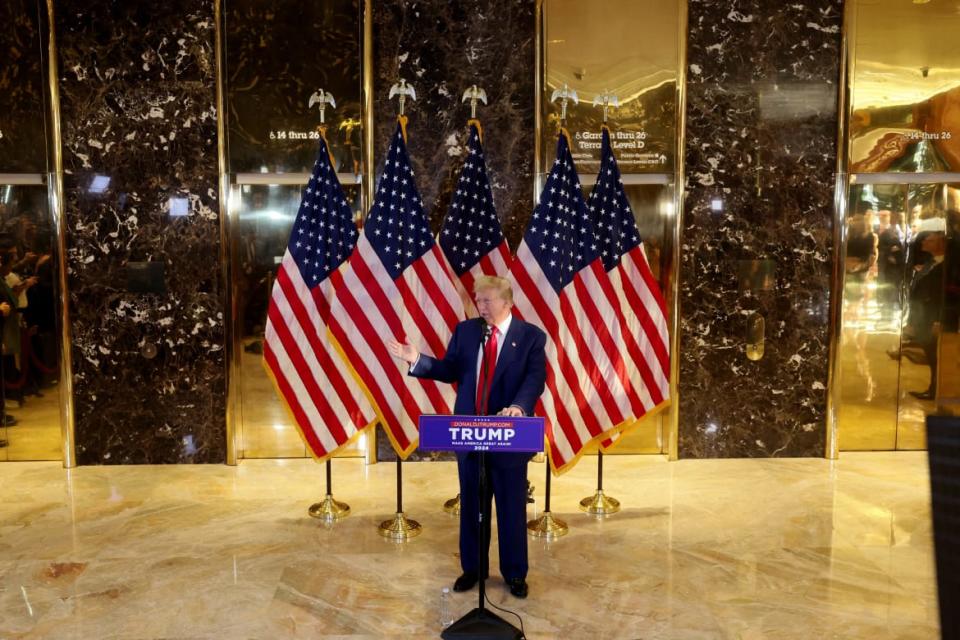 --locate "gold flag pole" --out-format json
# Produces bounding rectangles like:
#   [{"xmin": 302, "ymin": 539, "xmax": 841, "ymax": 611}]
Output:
[
  {"xmin": 579, "ymin": 90, "xmax": 622, "ymax": 517},
  {"xmin": 309, "ymin": 459, "xmax": 351, "ymax": 522},
  {"xmin": 526, "ymin": 87, "xmax": 579, "ymax": 540},
  {"xmin": 579, "ymin": 448, "xmax": 621, "ymax": 516},
  {"xmin": 440, "ymin": 85, "xmax": 492, "ymax": 518},
  {"xmin": 379, "ymin": 457, "xmax": 422, "ymax": 540},
  {"xmin": 527, "ymin": 454, "xmax": 568, "ymax": 539},
  {"xmin": 378, "ymin": 80, "xmax": 421, "ymax": 541},
  {"xmin": 297, "ymin": 89, "xmax": 351, "ymax": 524}
]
